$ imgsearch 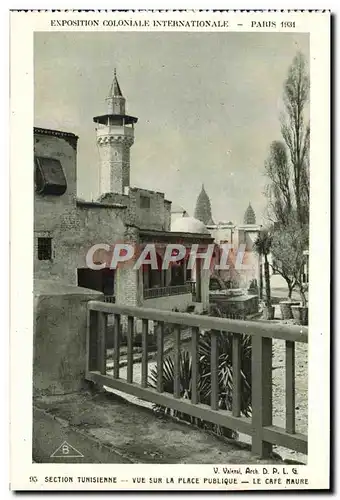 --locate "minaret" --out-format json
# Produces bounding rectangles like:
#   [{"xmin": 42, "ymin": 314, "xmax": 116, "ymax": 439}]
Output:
[
  {"xmin": 194, "ymin": 184, "xmax": 214, "ymax": 225},
  {"xmin": 244, "ymin": 202, "xmax": 256, "ymax": 225},
  {"xmin": 93, "ymin": 69, "xmax": 138, "ymax": 195}
]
